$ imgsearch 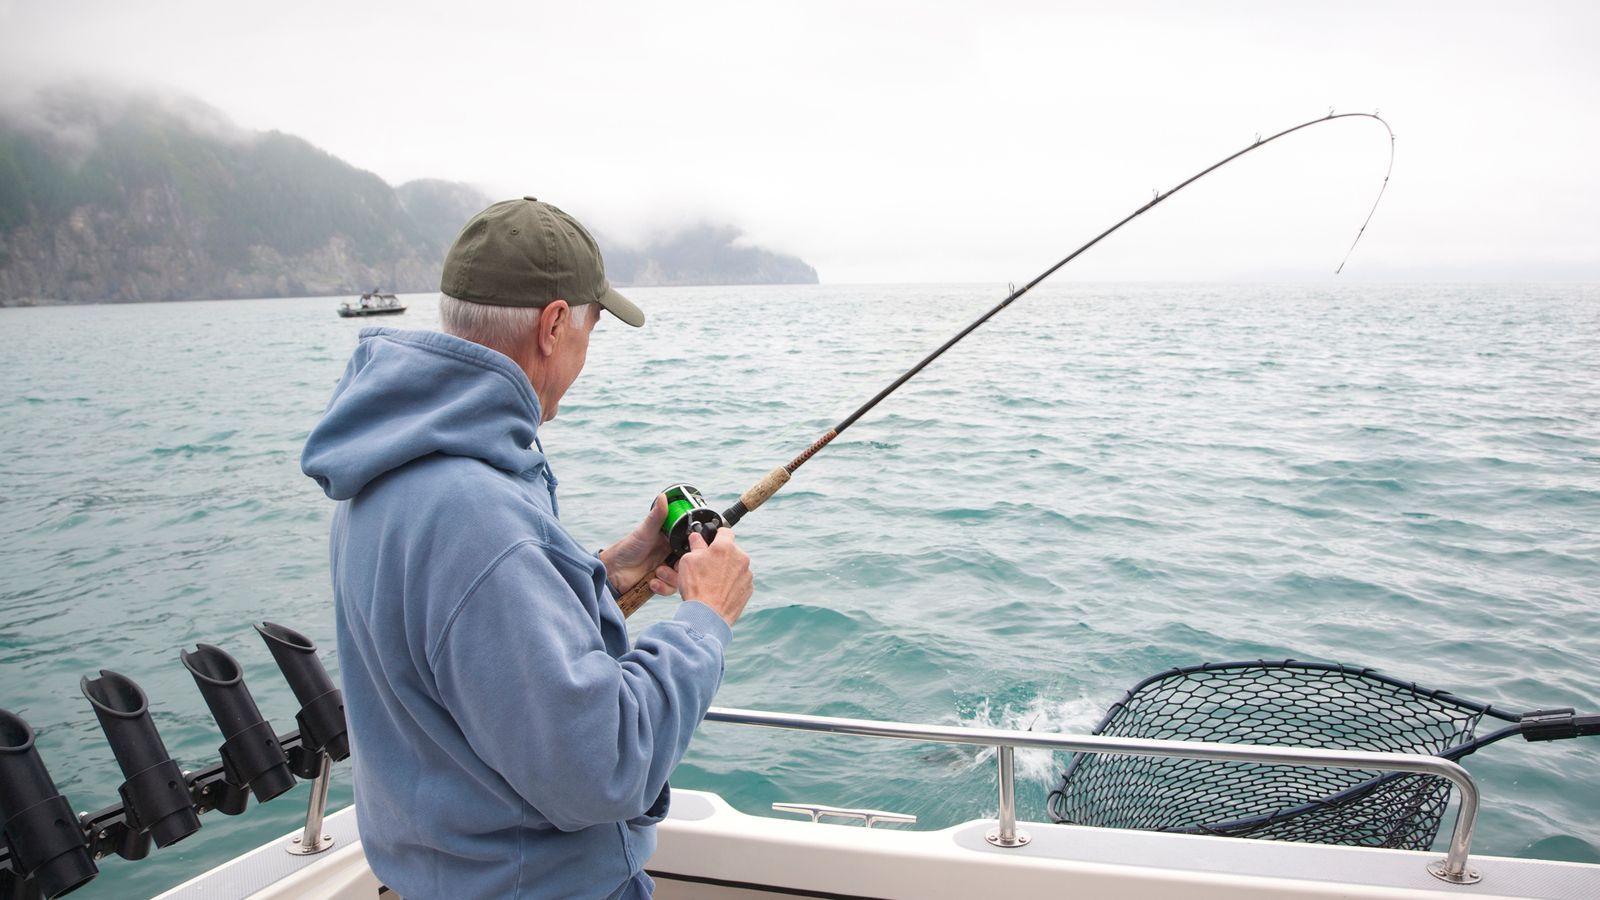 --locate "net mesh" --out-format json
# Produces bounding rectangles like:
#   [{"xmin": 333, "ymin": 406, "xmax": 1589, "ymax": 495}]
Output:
[{"xmin": 1047, "ymin": 661, "xmax": 1503, "ymax": 850}]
